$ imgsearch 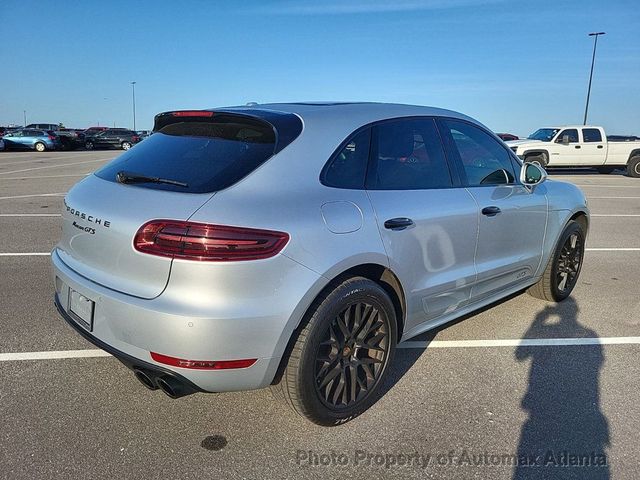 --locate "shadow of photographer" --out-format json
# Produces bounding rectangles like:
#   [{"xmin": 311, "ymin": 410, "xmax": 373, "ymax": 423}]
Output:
[{"xmin": 514, "ymin": 297, "xmax": 610, "ymax": 479}]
